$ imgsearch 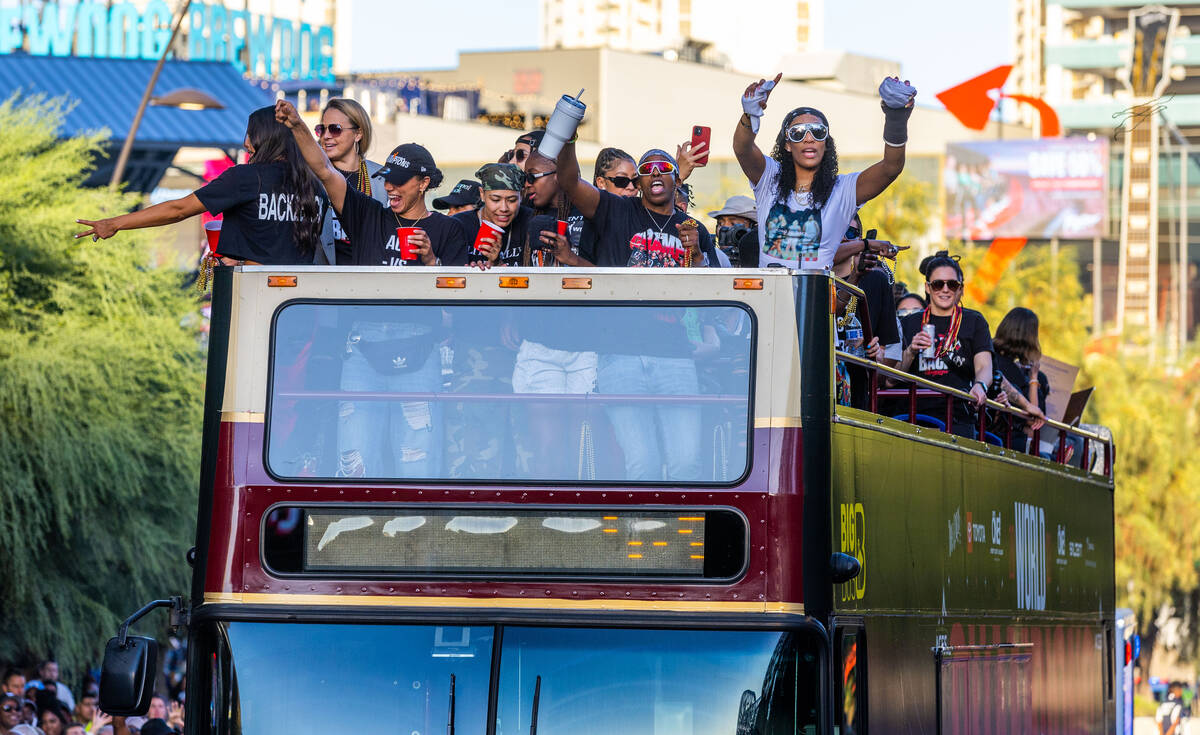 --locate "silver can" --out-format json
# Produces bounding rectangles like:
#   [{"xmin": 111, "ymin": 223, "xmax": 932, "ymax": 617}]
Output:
[{"xmin": 921, "ymin": 324, "xmax": 937, "ymax": 359}]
